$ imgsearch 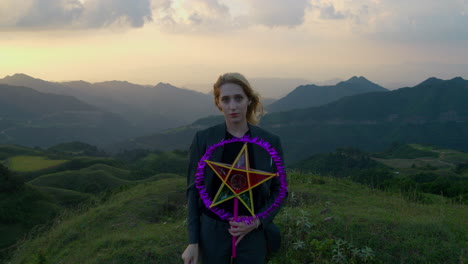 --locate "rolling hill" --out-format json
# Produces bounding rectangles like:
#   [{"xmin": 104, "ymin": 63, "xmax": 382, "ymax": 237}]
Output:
[{"xmin": 5, "ymin": 174, "xmax": 467, "ymax": 263}]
